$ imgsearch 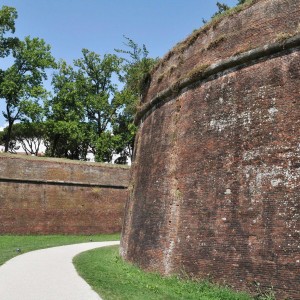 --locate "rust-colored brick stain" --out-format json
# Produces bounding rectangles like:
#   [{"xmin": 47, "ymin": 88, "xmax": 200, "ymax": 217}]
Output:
[
  {"xmin": 0, "ymin": 154, "xmax": 130, "ymax": 234},
  {"xmin": 121, "ymin": 0, "xmax": 300, "ymax": 299}
]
